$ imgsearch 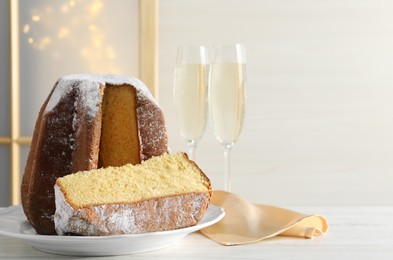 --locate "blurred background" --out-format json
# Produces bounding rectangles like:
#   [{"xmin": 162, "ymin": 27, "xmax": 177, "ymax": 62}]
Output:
[{"xmin": 1, "ymin": 0, "xmax": 393, "ymax": 207}]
